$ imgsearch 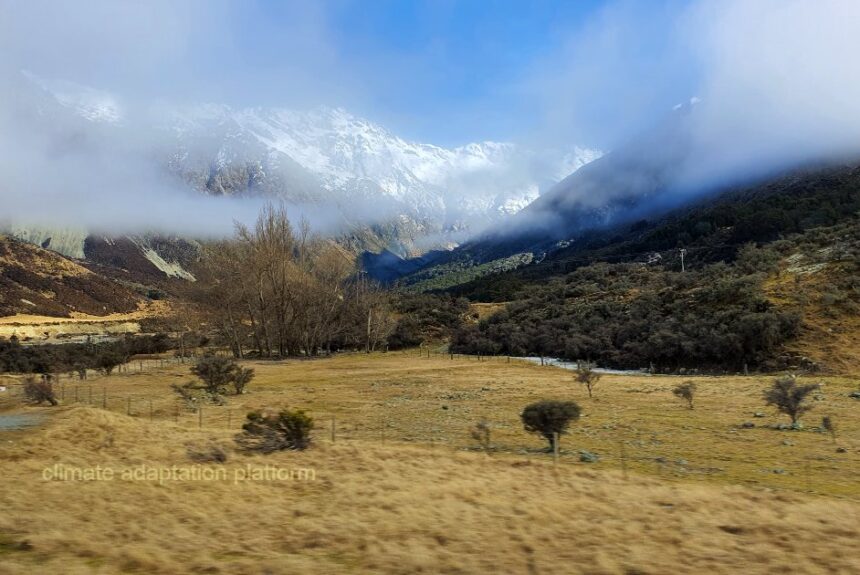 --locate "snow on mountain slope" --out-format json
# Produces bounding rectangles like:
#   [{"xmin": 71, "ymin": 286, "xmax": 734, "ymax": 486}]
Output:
[
  {"xmin": 19, "ymin": 73, "xmax": 602, "ymax": 254},
  {"xmin": 22, "ymin": 71, "xmax": 124, "ymax": 124},
  {"xmin": 230, "ymin": 105, "xmax": 601, "ymax": 222}
]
